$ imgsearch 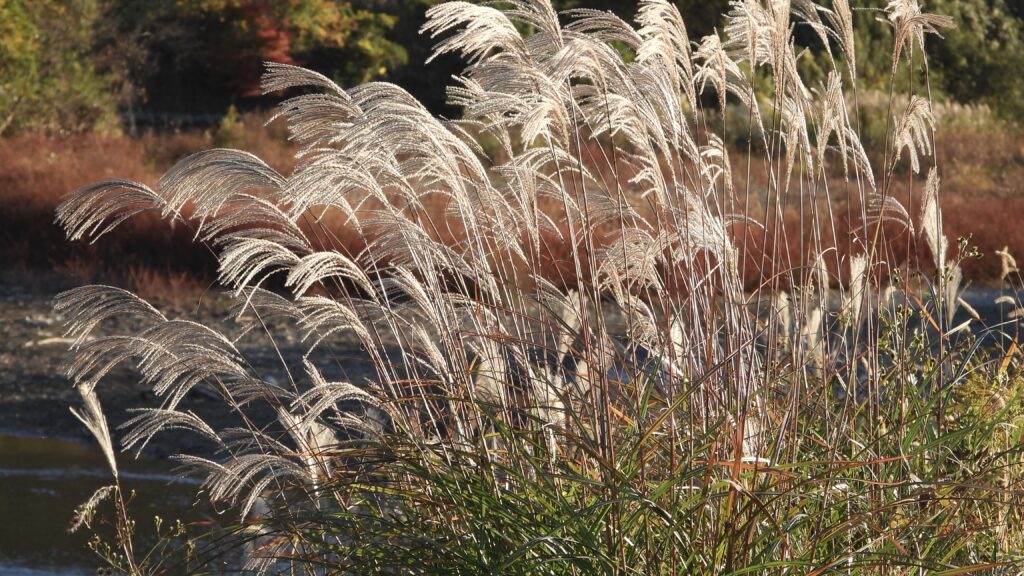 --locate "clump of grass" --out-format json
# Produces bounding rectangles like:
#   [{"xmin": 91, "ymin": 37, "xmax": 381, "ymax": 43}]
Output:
[{"xmin": 55, "ymin": 0, "xmax": 1024, "ymax": 574}]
